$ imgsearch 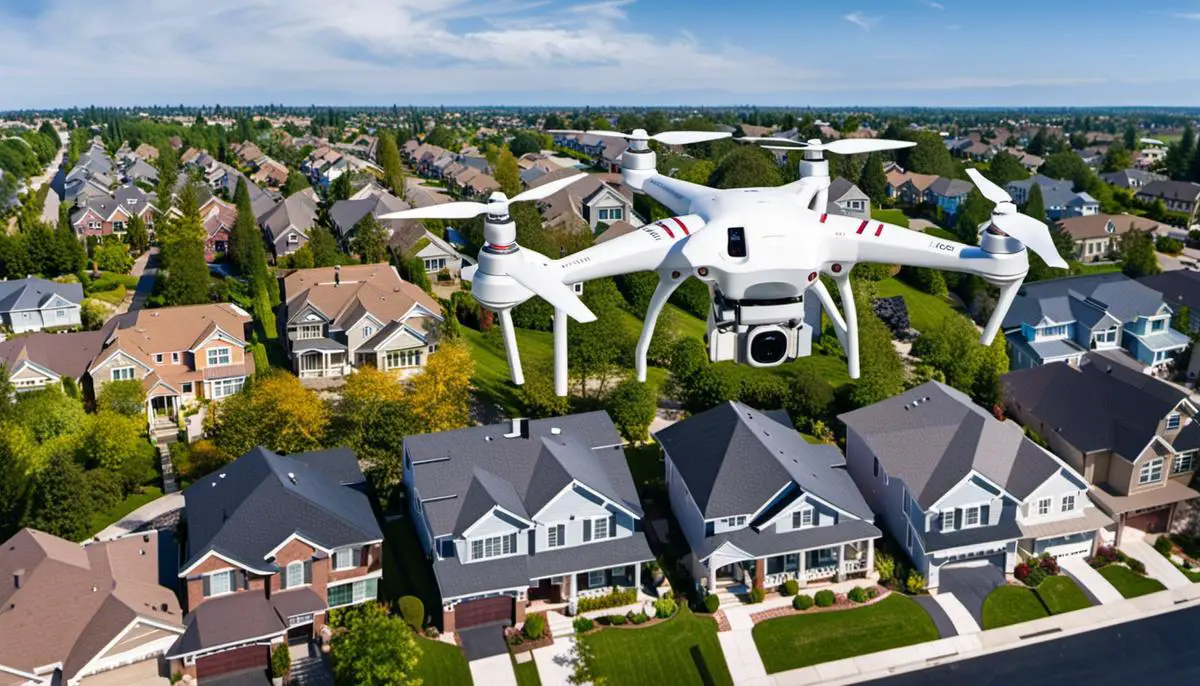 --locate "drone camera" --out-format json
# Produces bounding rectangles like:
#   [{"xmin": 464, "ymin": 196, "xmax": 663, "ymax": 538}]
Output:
[{"xmin": 706, "ymin": 291, "xmax": 812, "ymax": 368}]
